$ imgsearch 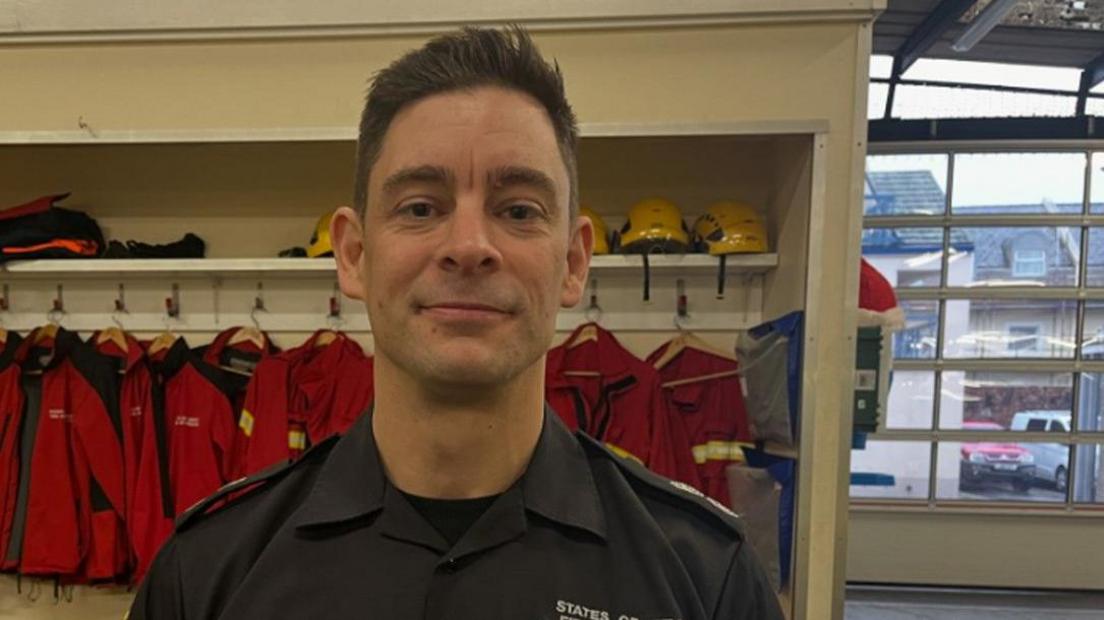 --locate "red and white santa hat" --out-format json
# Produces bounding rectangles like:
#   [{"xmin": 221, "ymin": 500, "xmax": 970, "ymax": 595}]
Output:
[{"xmin": 858, "ymin": 258, "xmax": 905, "ymax": 331}]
